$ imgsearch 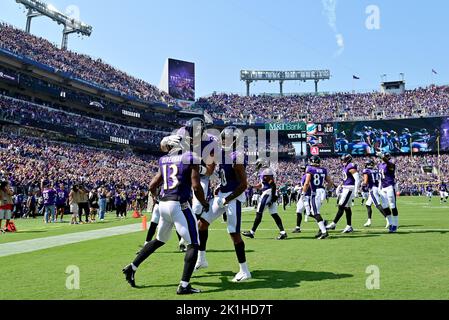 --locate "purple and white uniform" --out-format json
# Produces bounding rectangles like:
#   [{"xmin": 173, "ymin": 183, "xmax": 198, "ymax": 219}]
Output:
[
  {"xmin": 440, "ymin": 183, "xmax": 449, "ymax": 198},
  {"xmin": 156, "ymin": 151, "xmax": 199, "ymax": 246},
  {"xmin": 306, "ymin": 166, "xmax": 328, "ymax": 215},
  {"xmin": 297, "ymin": 174, "xmax": 311, "ymax": 216},
  {"xmin": 202, "ymin": 151, "xmax": 247, "ymax": 234},
  {"xmin": 339, "ymin": 163, "xmax": 358, "ymax": 208},
  {"xmin": 192, "ymin": 133, "xmax": 218, "ymax": 216},
  {"xmin": 378, "ymin": 161, "xmax": 397, "ymax": 209},
  {"xmin": 257, "ymin": 166, "xmax": 278, "ymax": 216},
  {"xmin": 363, "ymin": 168, "xmax": 381, "ymax": 207}
]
